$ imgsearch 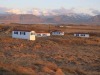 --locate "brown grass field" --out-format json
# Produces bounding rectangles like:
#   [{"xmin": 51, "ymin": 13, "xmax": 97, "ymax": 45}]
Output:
[{"xmin": 0, "ymin": 24, "xmax": 100, "ymax": 75}]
